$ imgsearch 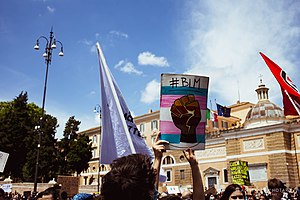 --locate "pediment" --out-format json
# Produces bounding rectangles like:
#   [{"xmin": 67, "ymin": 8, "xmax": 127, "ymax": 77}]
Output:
[{"xmin": 203, "ymin": 167, "xmax": 220, "ymax": 175}]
